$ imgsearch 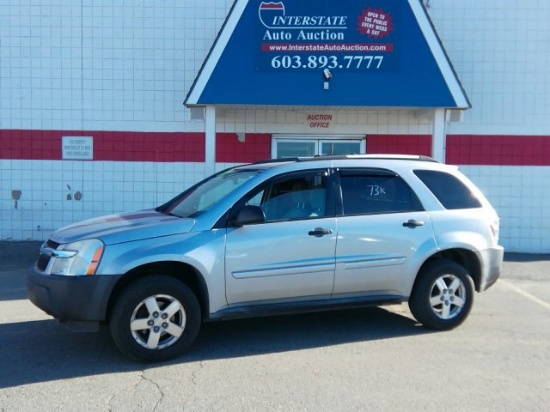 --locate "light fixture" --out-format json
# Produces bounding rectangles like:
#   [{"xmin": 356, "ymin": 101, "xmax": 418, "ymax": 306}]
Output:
[{"xmin": 323, "ymin": 69, "xmax": 332, "ymax": 90}]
